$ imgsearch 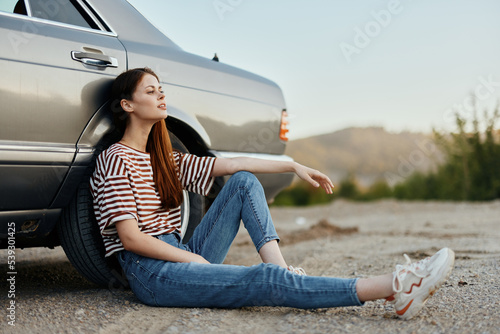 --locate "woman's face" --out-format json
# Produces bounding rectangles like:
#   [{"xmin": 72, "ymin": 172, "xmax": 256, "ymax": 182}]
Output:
[{"xmin": 125, "ymin": 73, "xmax": 167, "ymax": 123}]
